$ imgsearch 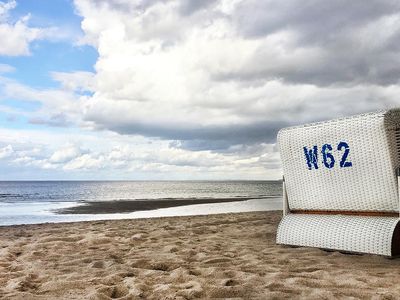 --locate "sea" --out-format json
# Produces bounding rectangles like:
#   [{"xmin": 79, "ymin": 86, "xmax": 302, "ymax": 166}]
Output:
[{"xmin": 0, "ymin": 181, "xmax": 283, "ymax": 226}]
